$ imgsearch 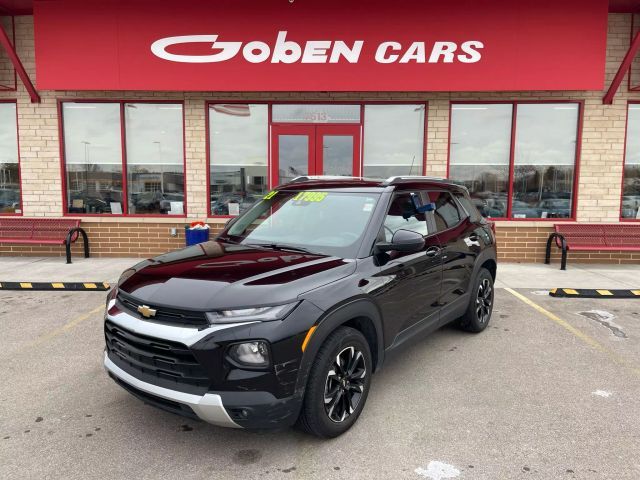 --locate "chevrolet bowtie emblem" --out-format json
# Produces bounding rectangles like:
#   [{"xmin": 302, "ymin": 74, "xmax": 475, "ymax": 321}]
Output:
[{"xmin": 137, "ymin": 304, "xmax": 157, "ymax": 318}]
